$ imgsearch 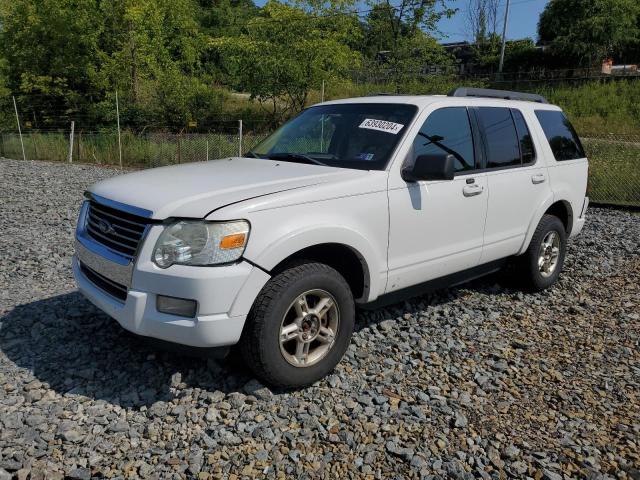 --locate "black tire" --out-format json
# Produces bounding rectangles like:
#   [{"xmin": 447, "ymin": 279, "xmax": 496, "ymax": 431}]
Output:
[
  {"xmin": 239, "ymin": 261, "xmax": 355, "ymax": 388},
  {"xmin": 517, "ymin": 214, "xmax": 567, "ymax": 291}
]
